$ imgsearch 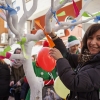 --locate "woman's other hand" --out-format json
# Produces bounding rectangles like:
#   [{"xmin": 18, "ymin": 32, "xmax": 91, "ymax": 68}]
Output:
[
  {"xmin": 16, "ymin": 81, "xmax": 21, "ymax": 86},
  {"xmin": 49, "ymin": 48, "xmax": 63, "ymax": 60}
]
